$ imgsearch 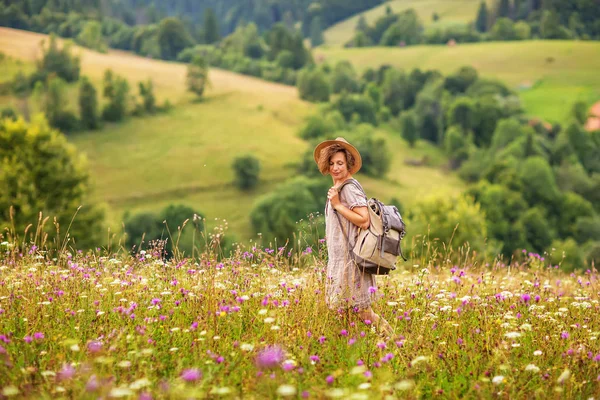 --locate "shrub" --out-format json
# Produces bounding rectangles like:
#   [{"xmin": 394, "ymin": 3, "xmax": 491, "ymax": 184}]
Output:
[{"xmin": 232, "ymin": 155, "xmax": 261, "ymax": 190}]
